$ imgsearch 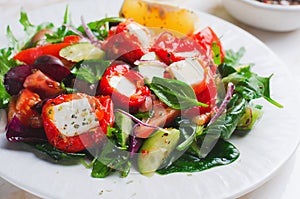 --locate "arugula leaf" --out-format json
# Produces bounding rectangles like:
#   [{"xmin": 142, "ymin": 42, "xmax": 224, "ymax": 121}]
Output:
[
  {"xmin": 18, "ymin": 10, "xmax": 54, "ymax": 49},
  {"xmin": 19, "ymin": 10, "xmax": 34, "ymax": 33},
  {"xmin": 0, "ymin": 47, "xmax": 18, "ymax": 108},
  {"xmin": 150, "ymin": 77, "xmax": 207, "ymax": 110},
  {"xmin": 0, "ymin": 83, "xmax": 10, "ymax": 108},
  {"xmin": 46, "ymin": 6, "xmax": 71, "ymax": 43},
  {"xmin": 71, "ymin": 59, "xmax": 110, "ymax": 84},
  {"xmin": 6, "ymin": 26, "xmax": 20, "ymax": 51},
  {"xmin": 224, "ymin": 47, "xmax": 246, "ymax": 66}
]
